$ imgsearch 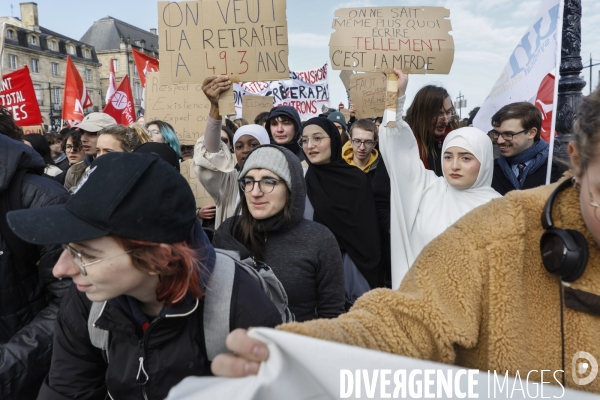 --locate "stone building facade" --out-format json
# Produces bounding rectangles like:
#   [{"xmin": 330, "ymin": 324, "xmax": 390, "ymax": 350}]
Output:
[
  {"xmin": 81, "ymin": 16, "xmax": 158, "ymax": 114},
  {"xmin": 1, "ymin": 2, "xmax": 102, "ymax": 132}
]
